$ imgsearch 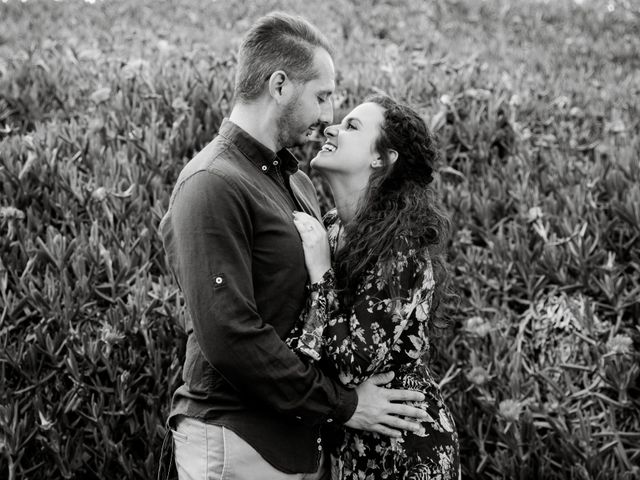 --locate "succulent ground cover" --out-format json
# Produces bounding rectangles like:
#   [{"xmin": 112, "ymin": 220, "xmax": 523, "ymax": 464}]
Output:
[{"xmin": 0, "ymin": 0, "xmax": 638, "ymax": 478}]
